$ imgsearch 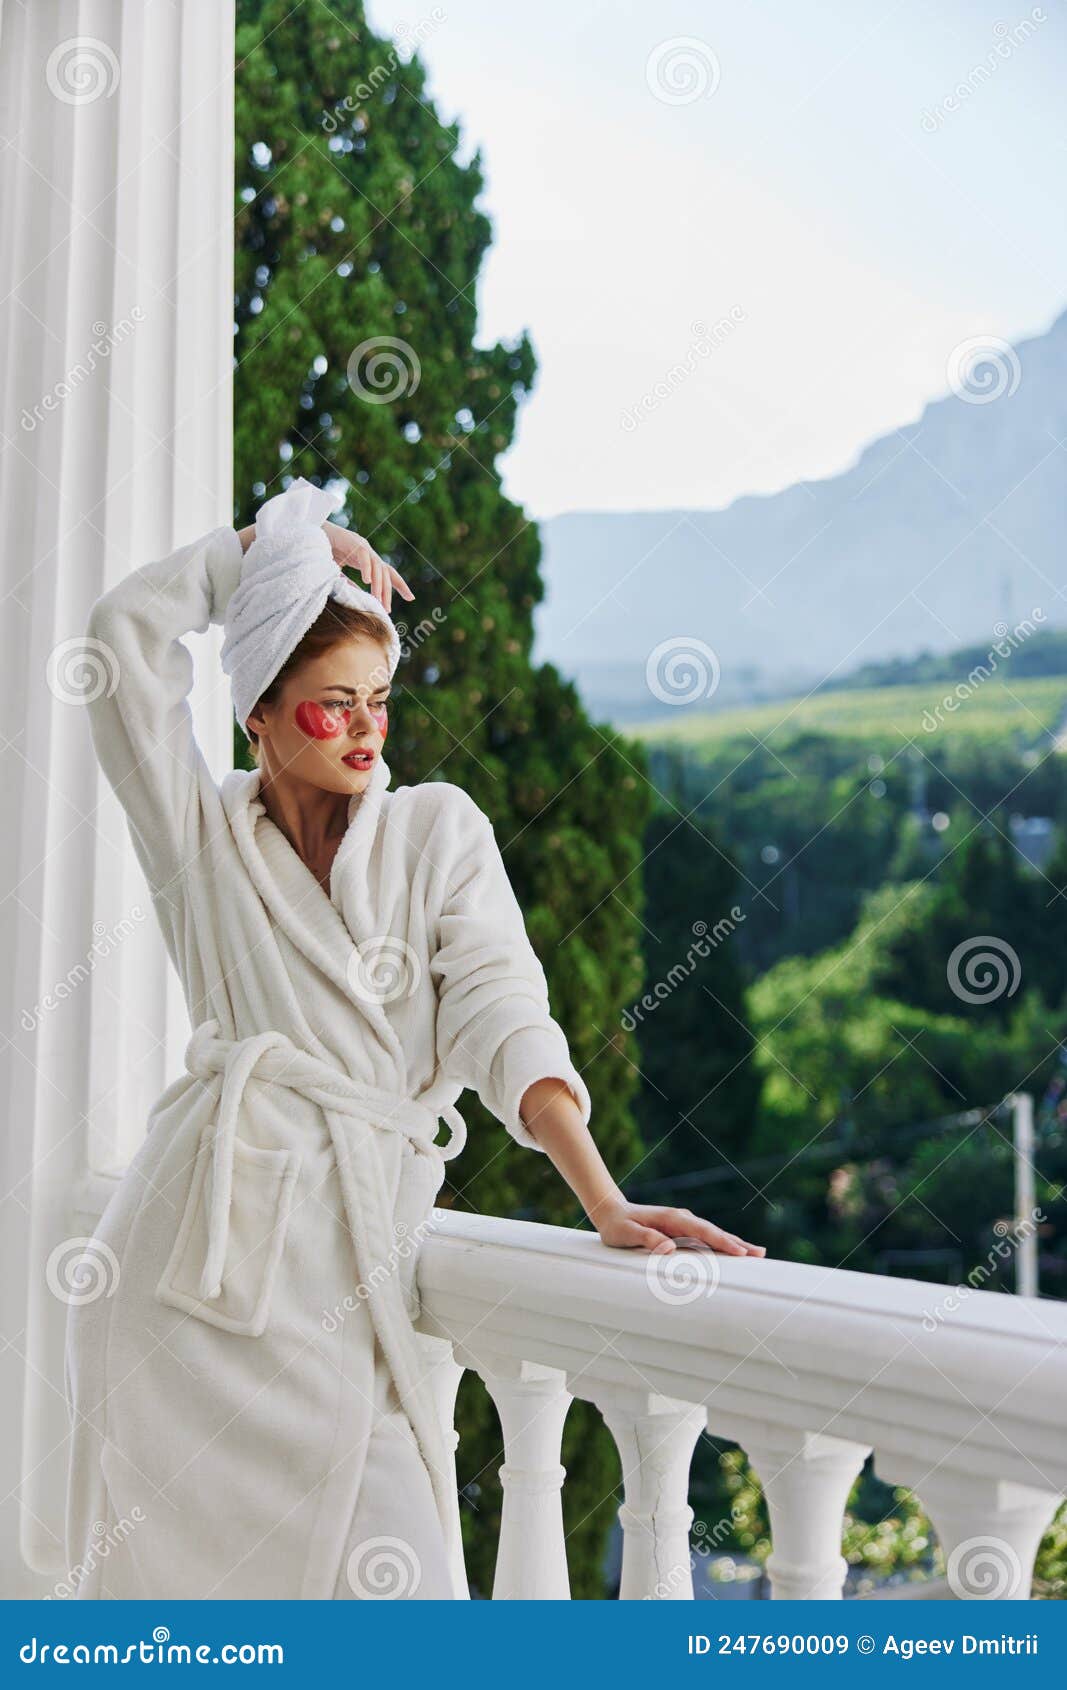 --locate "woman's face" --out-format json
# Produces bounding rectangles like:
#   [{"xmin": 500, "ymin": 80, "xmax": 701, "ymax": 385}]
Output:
[{"xmin": 247, "ymin": 635, "xmax": 391, "ymax": 795}]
